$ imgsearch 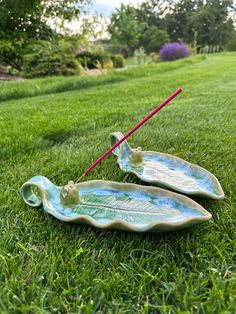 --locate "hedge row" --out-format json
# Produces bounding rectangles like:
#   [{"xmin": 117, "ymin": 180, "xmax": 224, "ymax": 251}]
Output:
[
  {"xmin": 0, "ymin": 39, "xmax": 125, "ymax": 78},
  {"xmin": 77, "ymin": 51, "xmax": 124, "ymax": 69}
]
